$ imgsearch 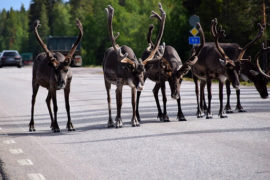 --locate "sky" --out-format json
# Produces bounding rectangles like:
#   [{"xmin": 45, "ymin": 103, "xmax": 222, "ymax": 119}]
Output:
[
  {"xmin": 0, "ymin": 0, "xmax": 69, "ymax": 11},
  {"xmin": 0, "ymin": 0, "xmax": 32, "ymax": 11}
]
